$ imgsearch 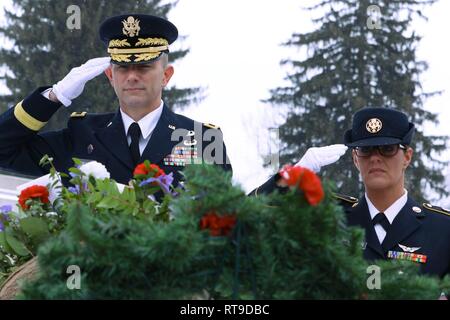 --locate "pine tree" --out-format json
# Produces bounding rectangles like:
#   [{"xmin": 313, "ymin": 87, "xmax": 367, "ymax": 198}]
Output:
[
  {"xmin": 0, "ymin": 0, "xmax": 201, "ymax": 130},
  {"xmin": 266, "ymin": 0, "xmax": 447, "ymax": 201}
]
